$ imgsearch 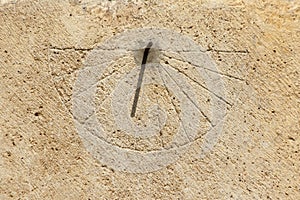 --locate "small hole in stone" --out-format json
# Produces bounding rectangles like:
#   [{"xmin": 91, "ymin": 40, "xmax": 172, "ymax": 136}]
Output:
[{"xmin": 34, "ymin": 112, "xmax": 40, "ymax": 116}]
